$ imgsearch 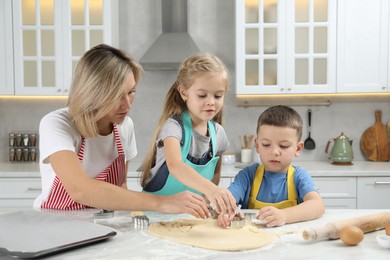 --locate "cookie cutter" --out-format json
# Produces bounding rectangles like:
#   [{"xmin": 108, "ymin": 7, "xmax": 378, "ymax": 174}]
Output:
[
  {"xmin": 93, "ymin": 209, "xmax": 114, "ymax": 219},
  {"xmin": 230, "ymin": 216, "xmax": 245, "ymax": 229}
]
